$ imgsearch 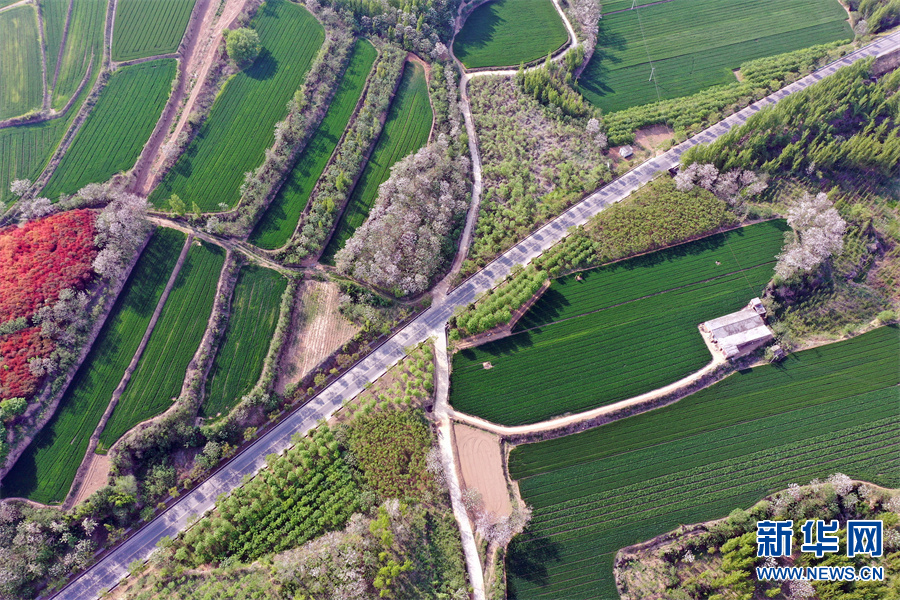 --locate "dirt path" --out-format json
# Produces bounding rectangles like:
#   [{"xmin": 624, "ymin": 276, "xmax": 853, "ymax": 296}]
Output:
[
  {"xmin": 35, "ymin": 0, "xmax": 50, "ymax": 111},
  {"xmin": 450, "ymin": 358, "xmax": 725, "ymax": 438},
  {"xmin": 0, "ymin": 0, "xmax": 29, "ymax": 13},
  {"xmin": 132, "ymin": 0, "xmax": 248, "ymax": 196},
  {"xmin": 70, "ymin": 452, "xmax": 110, "ymax": 506},
  {"xmin": 50, "ymin": 0, "xmax": 74, "ymax": 93},
  {"xmin": 433, "ymin": 329, "xmax": 487, "ymax": 600},
  {"xmin": 454, "ymin": 423, "xmax": 512, "ymax": 517},
  {"xmin": 62, "ymin": 234, "xmax": 193, "ymax": 510}
]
